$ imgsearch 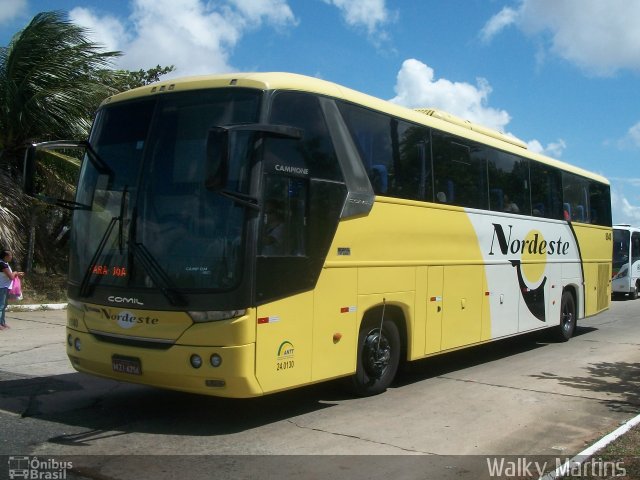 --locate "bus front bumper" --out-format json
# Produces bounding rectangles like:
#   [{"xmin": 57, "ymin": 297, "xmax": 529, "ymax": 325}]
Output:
[{"xmin": 66, "ymin": 328, "xmax": 264, "ymax": 398}]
